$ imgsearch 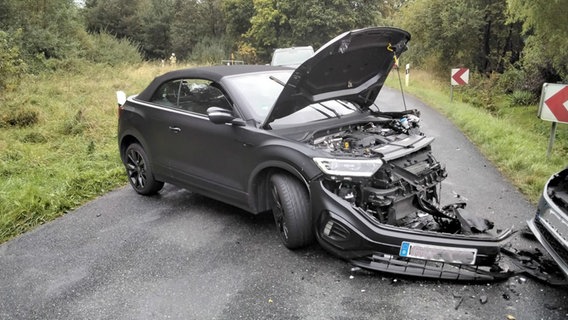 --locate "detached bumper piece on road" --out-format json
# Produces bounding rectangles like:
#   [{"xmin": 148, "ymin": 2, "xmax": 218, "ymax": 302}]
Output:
[
  {"xmin": 351, "ymin": 253, "xmax": 506, "ymax": 281},
  {"xmin": 351, "ymin": 247, "xmax": 568, "ymax": 284}
]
